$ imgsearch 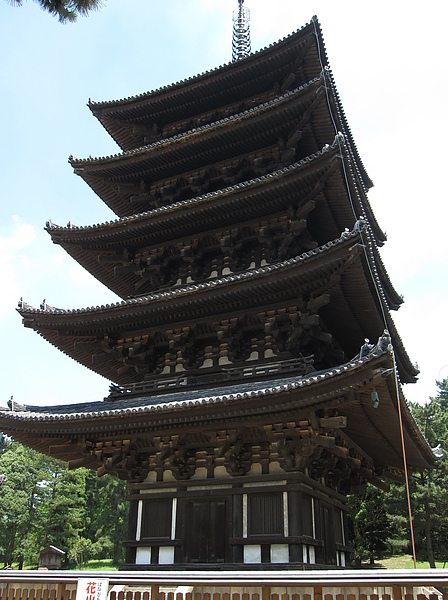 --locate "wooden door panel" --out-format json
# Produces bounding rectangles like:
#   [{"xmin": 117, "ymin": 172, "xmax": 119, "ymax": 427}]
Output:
[{"xmin": 186, "ymin": 499, "xmax": 227, "ymax": 563}]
